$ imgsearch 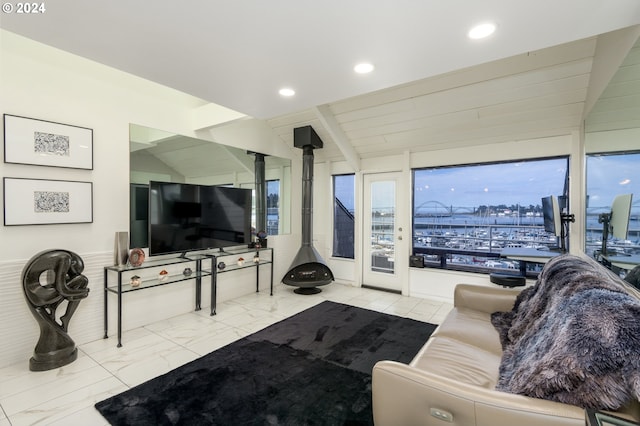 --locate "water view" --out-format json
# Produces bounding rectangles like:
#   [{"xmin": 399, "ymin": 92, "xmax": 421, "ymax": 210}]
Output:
[{"xmin": 366, "ymin": 204, "xmax": 640, "ymax": 272}]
